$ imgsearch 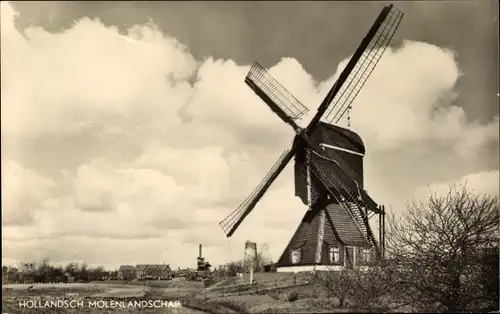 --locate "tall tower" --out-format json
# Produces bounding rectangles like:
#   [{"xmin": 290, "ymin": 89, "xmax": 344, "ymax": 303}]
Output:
[
  {"xmin": 197, "ymin": 244, "xmax": 207, "ymax": 271},
  {"xmin": 243, "ymin": 241, "xmax": 258, "ymax": 272}
]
